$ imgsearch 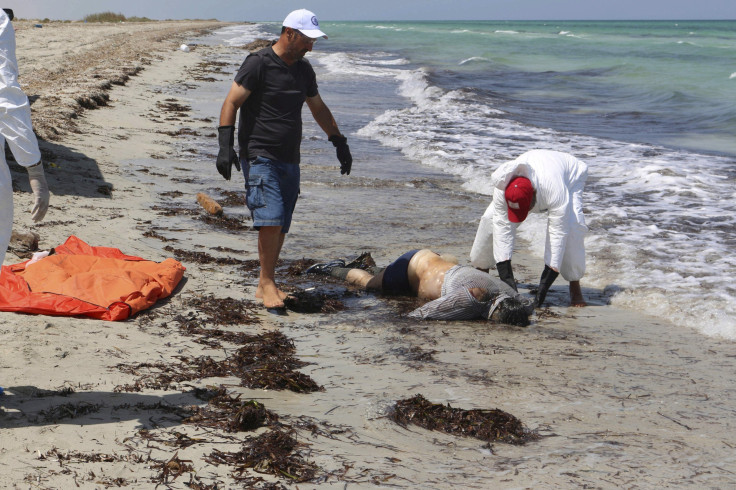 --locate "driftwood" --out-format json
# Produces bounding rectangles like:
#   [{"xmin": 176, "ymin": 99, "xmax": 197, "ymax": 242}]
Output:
[{"xmin": 196, "ymin": 192, "xmax": 223, "ymax": 216}]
